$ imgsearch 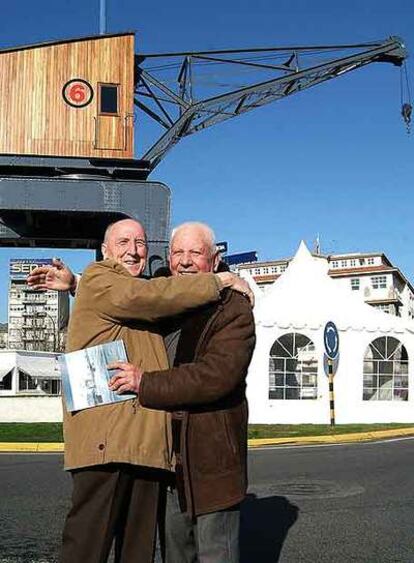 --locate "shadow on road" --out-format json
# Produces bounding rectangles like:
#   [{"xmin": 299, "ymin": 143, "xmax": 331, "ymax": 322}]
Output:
[{"xmin": 240, "ymin": 493, "xmax": 299, "ymax": 563}]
